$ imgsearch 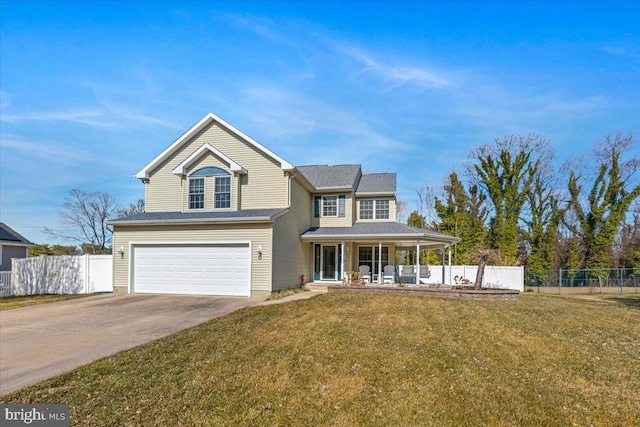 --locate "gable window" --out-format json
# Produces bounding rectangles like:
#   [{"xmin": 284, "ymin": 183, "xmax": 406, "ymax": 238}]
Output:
[
  {"xmin": 360, "ymin": 199, "xmax": 390, "ymax": 220},
  {"xmin": 189, "ymin": 178, "xmax": 205, "ymax": 209},
  {"xmin": 214, "ymin": 176, "xmax": 231, "ymax": 209}
]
